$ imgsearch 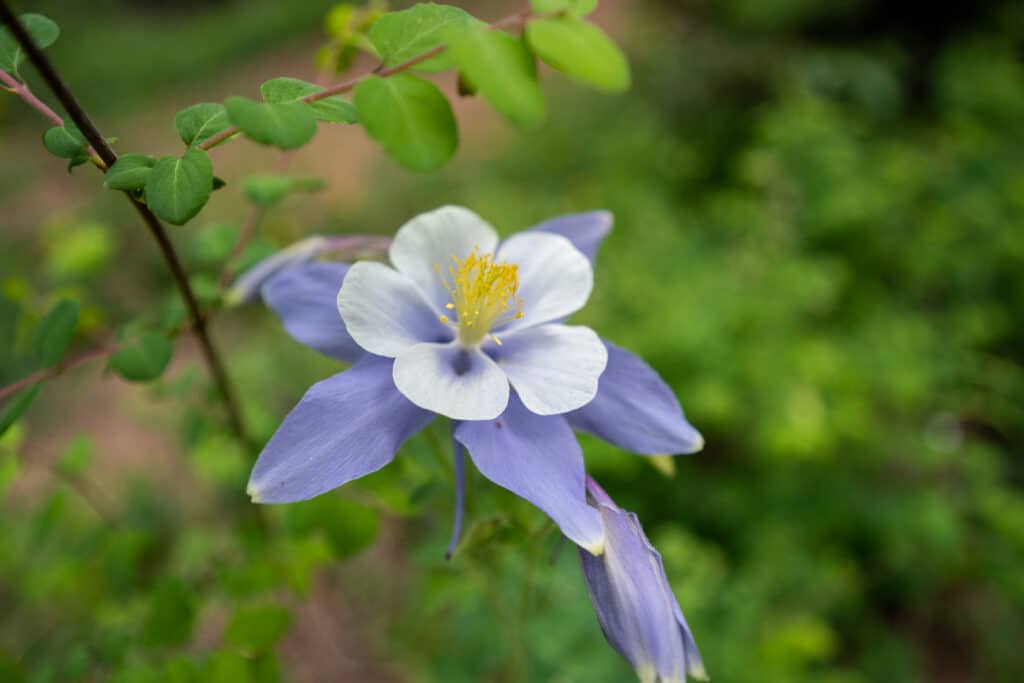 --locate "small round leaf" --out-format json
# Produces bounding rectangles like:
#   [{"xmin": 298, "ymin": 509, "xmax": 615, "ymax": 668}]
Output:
[
  {"xmin": 32, "ymin": 299, "xmax": 78, "ymax": 367},
  {"xmin": 224, "ymin": 96, "xmax": 318, "ymax": 150},
  {"xmin": 260, "ymin": 77, "xmax": 357, "ymax": 124},
  {"xmin": 103, "ymin": 154, "xmax": 156, "ymax": 191},
  {"xmin": 446, "ymin": 25, "xmax": 545, "ymax": 128},
  {"xmin": 368, "ymin": 4, "xmax": 473, "ymax": 72},
  {"xmin": 0, "ymin": 13, "xmax": 60, "ymax": 74},
  {"xmin": 174, "ymin": 103, "xmax": 230, "ymax": 147},
  {"xmin": 108, "ymin": 332, "xmax": 173, "ymax": 382},
  {"xmin": 353, "ymin": 74, "xmax": 458, "ymax": 172},
  {"xmin": 145, "ymin": 150, "xmax": 214, "ymax": 225},
  {"xmin": 526, "ymin": 17, "xmax": 631, "ymax": 93},
  {"xmin": 42, "ymin": 124, "xmax": 87, "ymax": 159}
]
